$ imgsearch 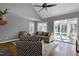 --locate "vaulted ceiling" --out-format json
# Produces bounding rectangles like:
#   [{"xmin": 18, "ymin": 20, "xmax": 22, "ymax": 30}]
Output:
[
  {"xmin": 33, "ymin": 3, "xmax": 79, "ymax": 19},
  {"xmin": 0, "ymin": 3, "xmax": 79, "ymax": 20}
]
